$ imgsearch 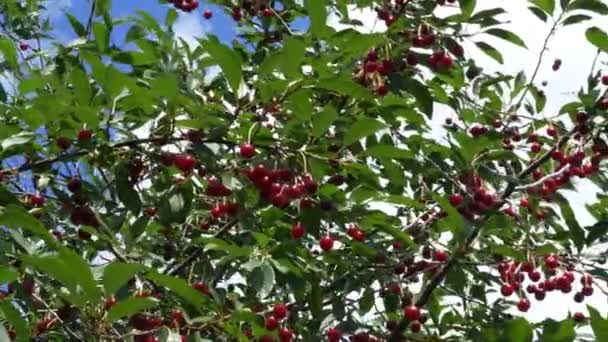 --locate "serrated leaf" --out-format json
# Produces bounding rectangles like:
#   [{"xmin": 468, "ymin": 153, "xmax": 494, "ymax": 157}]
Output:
[
  {"xmin": 459, "ymin": 0, "xmax": 477, "ymax": 19},
  {"xmin": 0, "ymin": 37, "xmax": 17, "ymax": 71},
  {"xmin": 360, "ymin": 145, "xmax": 414, "ymax": 159},
  {"xmin": 147, "ymin": 272, "xmax": 209, "ymax": 312},
  {"xmin": 0, "ymin": 302, "xmax": 30, "ymax": 342},
  {"xmin": 201, "ymin": 36, "xmax": 242, "ymax": 93},
  {"xmin": 484, "ymin": 28, "xmax": 527, "ymax": 48},
  {"xmin": 249, "ymin": 263, "xmax": 275, "ymax": 299},
  {"xmin": 530, "ymin": 0, "xmax": 556, "ymax": 14},
  {"xmin": 66, "ymin": 13, "xmax": 86, "ymax": 36},
  {"xmin": 562, "ymin": 14, "xmax": 592, "ymax": 25},
  {"xmin": 586, "ymin": 27, "xmax": 608, "ymax": 52},
  {"xmin": 586, "ymin": 221, "xmax": 608, "ymax": 244},
  {"xmin": 306, "ymin": 0, "xmax": 327, "ymax": 38},
  {"xmin": 280, "ymin": 36, "xmax": 306, "ymax": 78},
  {"xmin": 58, "ymin": 247, "xmax": 103, "ymax": 303},
  {"xmin": 359, "ymin": 288, "xmax": 374, "ymax": 314},
  {"xmin": 539, "ymin": 319, "xmax": 576, "ymax": 342},
  {"xmin": 93, "ymin": 22, "xmax": 109, "ymax": 52},
  {"xmin": 506, "ymin": 318, "xmax": 534, "ymax": 342},
  {"xmin": 116, "ymin": 162, "xmax": 142, "ymax": 215},
  {"xmin": 107, "ymin": 297, "xmax": 158, "ymax": 322},
  {"xmin": 588, "ymin": 305, "xmax": 608, "ymax": 341},
  {"xmin": 311, "ymin": 105, "xmax": 338, "ymax": 138},
  {"xmin": 343, "ymin": 118, "xmax": 386, "ymax": 145},
  {"xmin": 475, "ymin": 41, "xmax": 504, "ymax": 64},
  {"xmin": 316, "ymin": 77, "xmax": 374, "ymax": 101},
  {"xmin": 555, "ymin": 194, "xmax": 585, "ymax": 251},
  {"xmin": 403, "ymin": 79, "xmax": 434, "ymax": 117},
  {"xmin": 0, "ymin": 266, "xmax": 18, "ymax": 284},
  {"xmin": 103, "ymin": 263, "xmax": 144, "ymax": 295},
  {"xmin": 529, "ymin": 6, "xmax": 549, "ymax": 21},
  {"xmin": 568, "ymin": 0, "xmax": 608, "ymax": 14}
]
